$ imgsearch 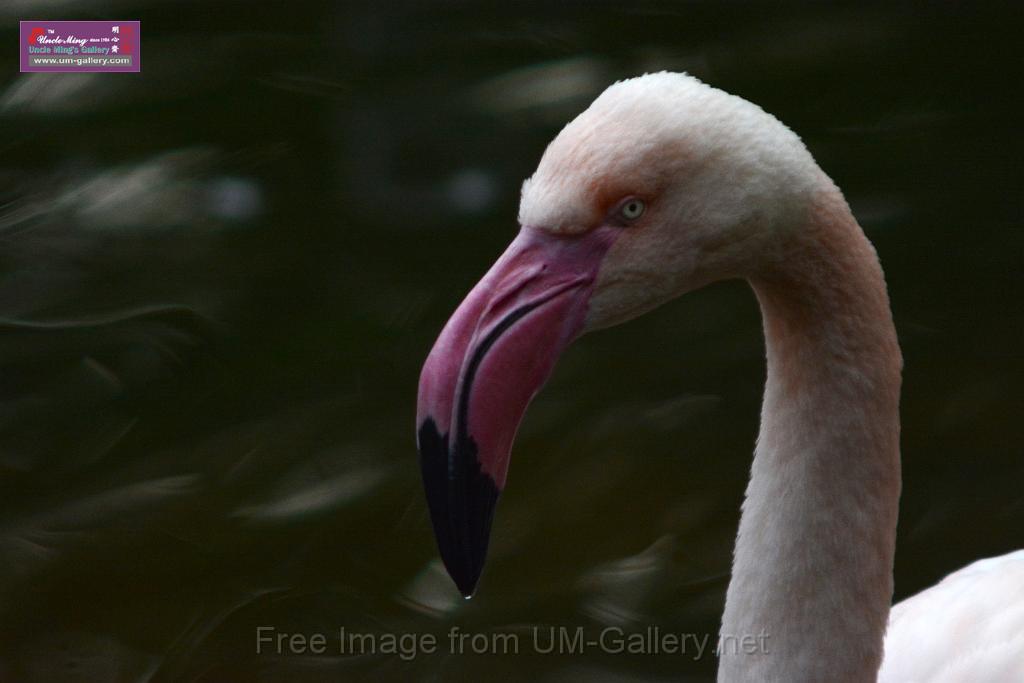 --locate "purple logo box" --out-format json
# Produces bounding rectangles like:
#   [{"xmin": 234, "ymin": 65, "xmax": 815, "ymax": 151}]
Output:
[{"xmin": 20, "ymin": 20, "xmax": 141, "ymax": 73}]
